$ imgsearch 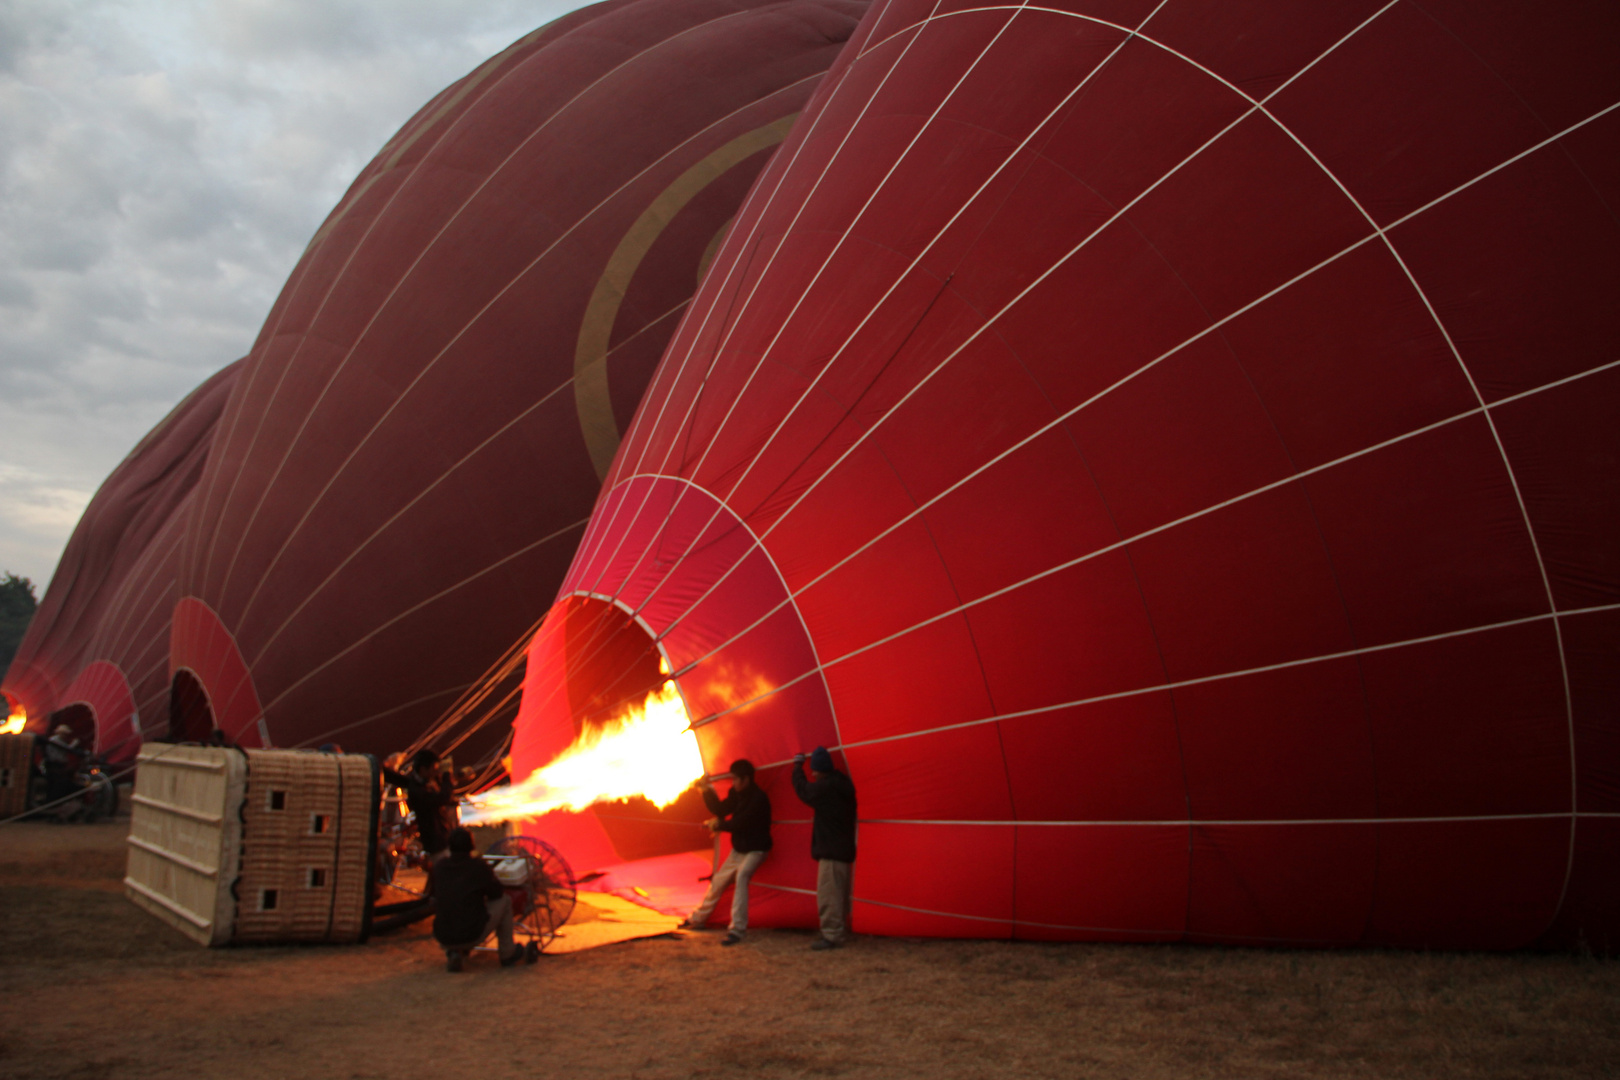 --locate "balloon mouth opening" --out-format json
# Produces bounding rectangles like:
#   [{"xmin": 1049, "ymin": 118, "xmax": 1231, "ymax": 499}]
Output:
[
  {"xmin": 169, "ymin": 669, "xmax": 215, "ymax": 743},
  {"xmin": 468, "ymin": 598, "xmax": 713, "ymax": 859}
]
